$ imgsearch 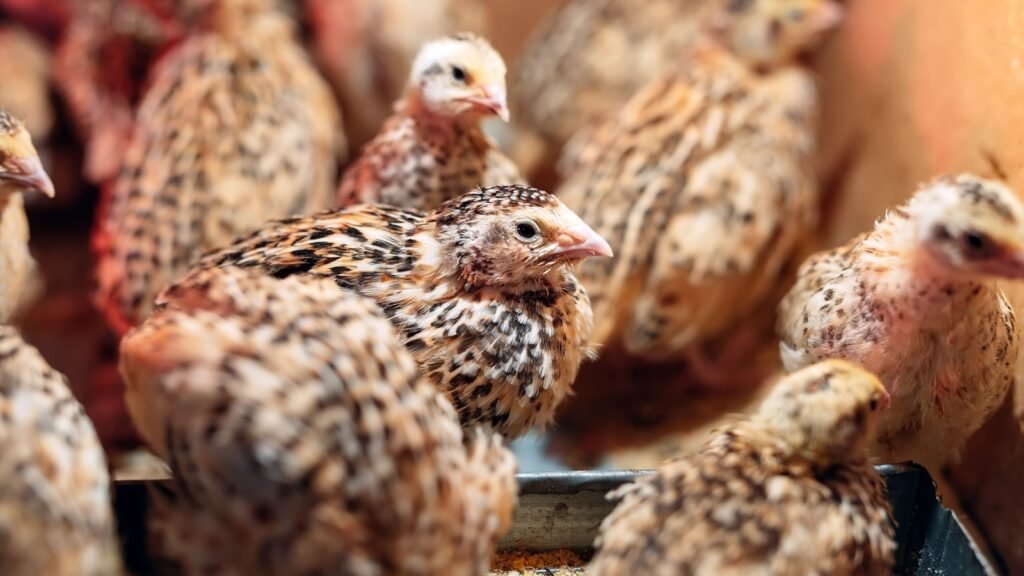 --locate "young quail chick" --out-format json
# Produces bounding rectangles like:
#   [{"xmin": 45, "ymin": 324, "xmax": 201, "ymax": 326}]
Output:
[
  {"xmin": 183, "ymin": 185, "xmax": 612, "ymax": 439},
  {"xmin": 0, "ymin": 110, "xmax": 54, "ymax": 323},
  {"xmin": 120, "ymin": 267, "xmax": 516, "ymax": 575},
  {"xmin": 559, "ymin": 0, "xmax": 841, "ymax": 367},
  {"xmin": 335, "ymin": 34, "xmax": 524, "ymax": 211},
  {"xmin": 590, "ymin": 360, "xmax": 896, "ymax": 576},
  {"xmin": 779, "ymin": 174, "xmax": 1024, "ymax": 470},
  {"xmin": 92, "ymin": 0, "xmax": 343, "ymax": 336},
  {"xmin": 0, "ymin": 326, "xmax": 122, "ymax": 576}
]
